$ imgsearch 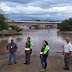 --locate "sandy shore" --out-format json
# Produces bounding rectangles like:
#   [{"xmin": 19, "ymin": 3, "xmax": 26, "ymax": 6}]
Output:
[{"xmin": 0, "ymin": 54, "xmax": 72, "ymax": 71}]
